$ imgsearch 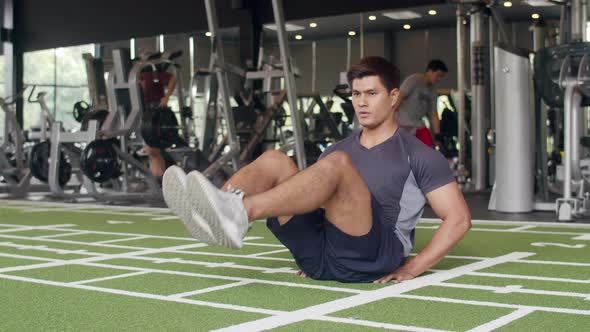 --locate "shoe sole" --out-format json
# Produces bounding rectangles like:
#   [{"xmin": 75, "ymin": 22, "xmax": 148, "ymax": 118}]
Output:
[
  {"xmin": 162, "ymin": 166, "xmax": 215, "ymax": 243},
  {"xmin": 186, "ymin": 171, "xmax": 243, "ymax": 249}
]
